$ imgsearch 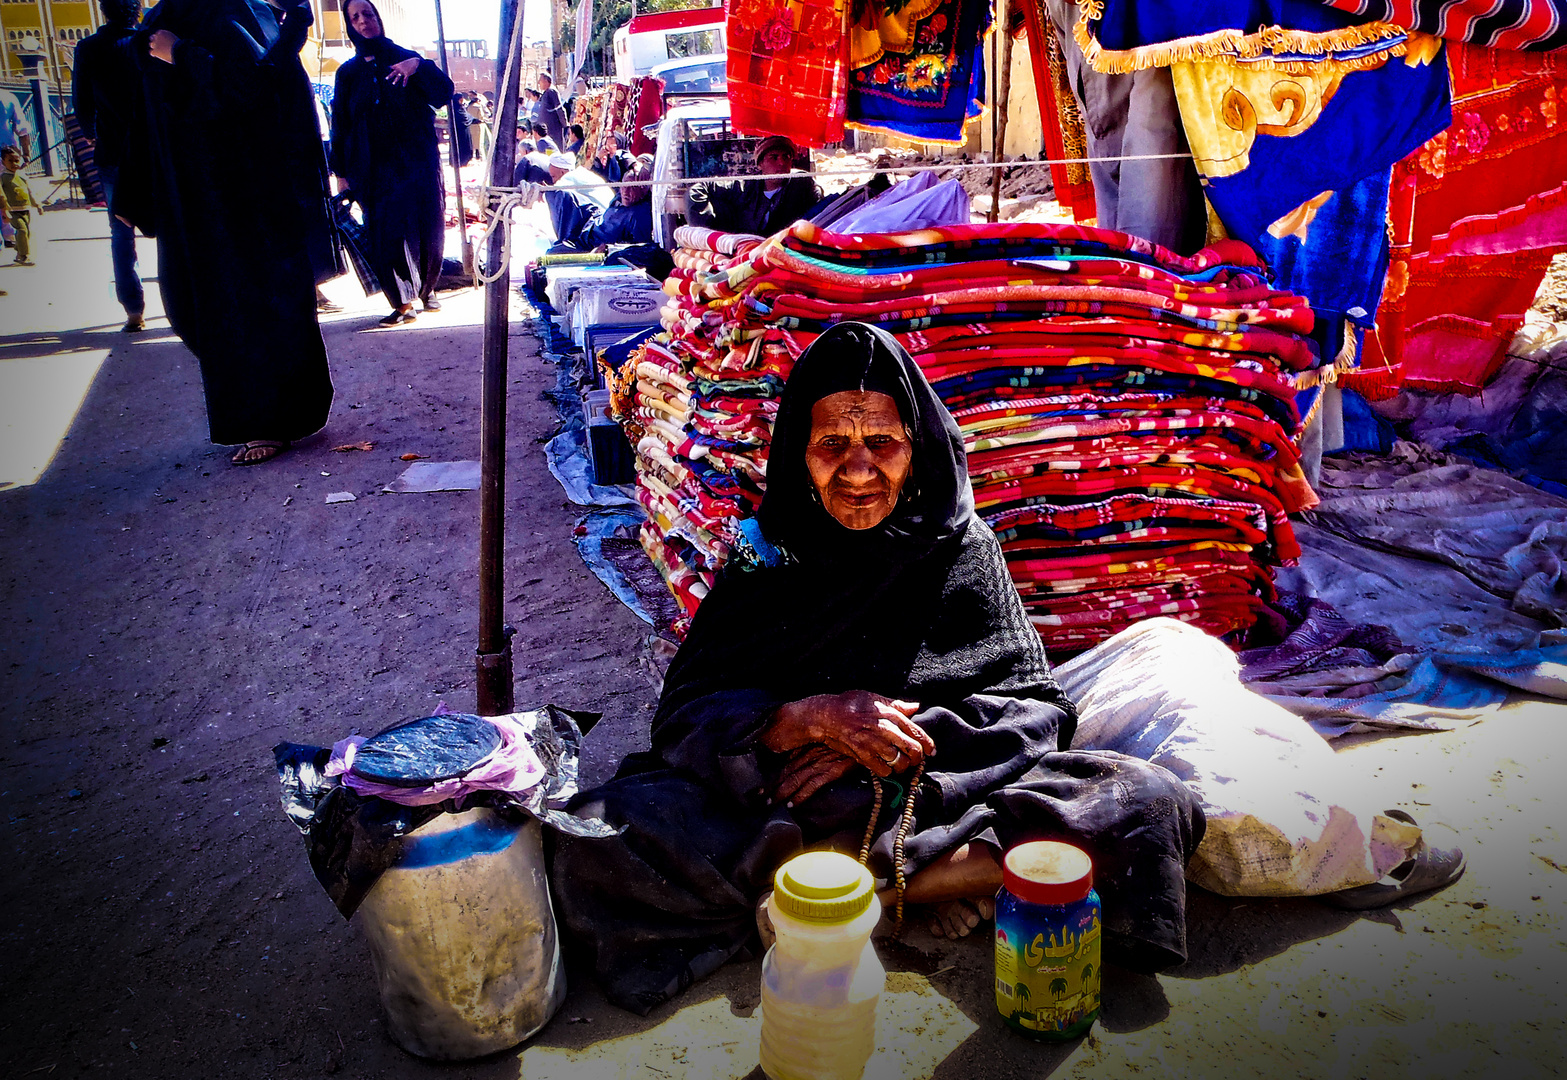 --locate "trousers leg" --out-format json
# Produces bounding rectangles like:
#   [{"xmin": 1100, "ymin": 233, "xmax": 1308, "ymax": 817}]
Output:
[
  {"xmin": 12, "ymin": 212, "xmax": 29, "ymax": 261},
  {"xmin": 100, "ymin": 167, "xmax": 145, "ymax": 315},
  {"xmin": 1116, "ymin": 66, "xmax": 1207, "ymax": 254}
]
